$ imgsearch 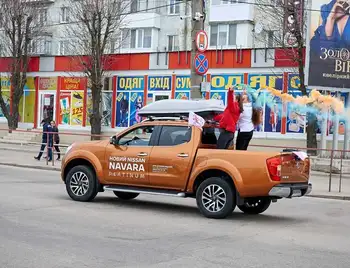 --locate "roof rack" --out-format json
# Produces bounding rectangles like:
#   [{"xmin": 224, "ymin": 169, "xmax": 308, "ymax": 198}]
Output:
[
  {"xmin": 141, "ymin": 116, "xmax": 219, "ymax": 126},
  {"xmin": 142, "ymin": 116, "xmax": 188, "ymax": 122}
]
